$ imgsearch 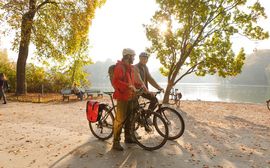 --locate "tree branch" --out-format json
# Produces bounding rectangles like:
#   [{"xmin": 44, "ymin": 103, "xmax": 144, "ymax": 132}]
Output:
[
  {"xmin": 36, "ymin": 0, "xmax": 58, "ymax": 12},
  {"xmin": 173, "ymin": 61, "xmax": 203, "ymax": 85}
]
